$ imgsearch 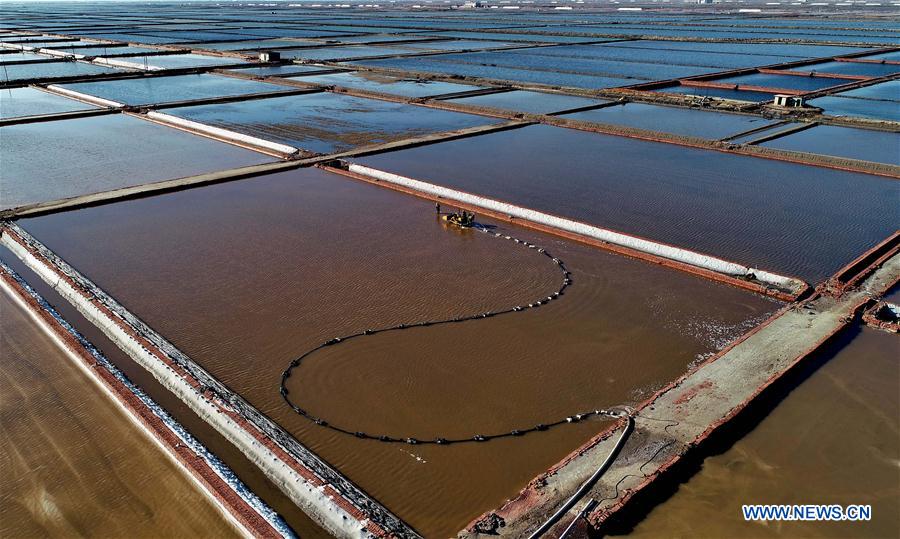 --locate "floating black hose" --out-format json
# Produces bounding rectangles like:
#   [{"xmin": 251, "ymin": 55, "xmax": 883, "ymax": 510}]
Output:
[{"xmin": 280, "ymin": 222, "xmax": 616, "ymax": 445}]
